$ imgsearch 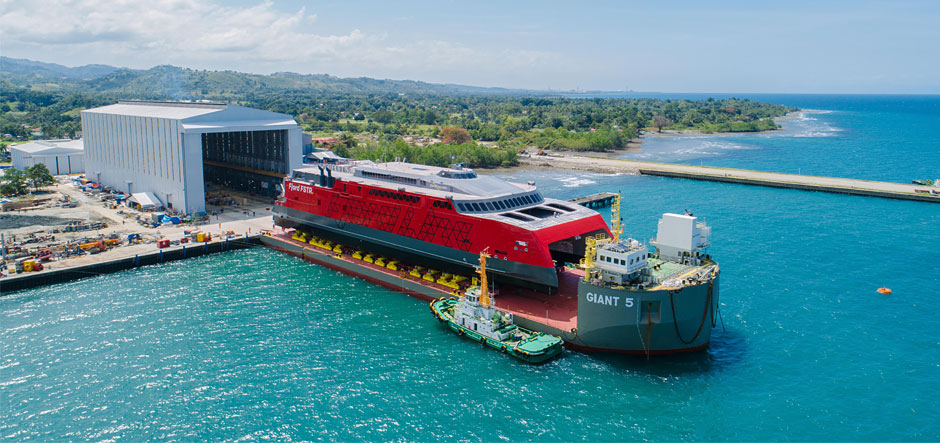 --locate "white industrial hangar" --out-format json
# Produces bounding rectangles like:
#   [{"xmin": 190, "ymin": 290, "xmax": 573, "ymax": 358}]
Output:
[
  {"xmin": 81, "ymin": 101, "xmax": 302, "ymax": 215},
  {"xmin": 10, "ymin": 139, "xmax": 84, "ymax": 175}
]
